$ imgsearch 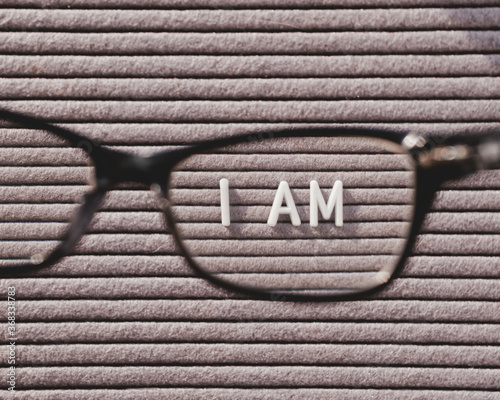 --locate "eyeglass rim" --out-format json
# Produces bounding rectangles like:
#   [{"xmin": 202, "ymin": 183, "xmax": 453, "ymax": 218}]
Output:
[
  {"xmin": 163, "ymin": 132, "xmax": 429, "ymax": 302},
  {"xmin": 0, "ymin": 108, "xmax": 474, "ymax": 301}
]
